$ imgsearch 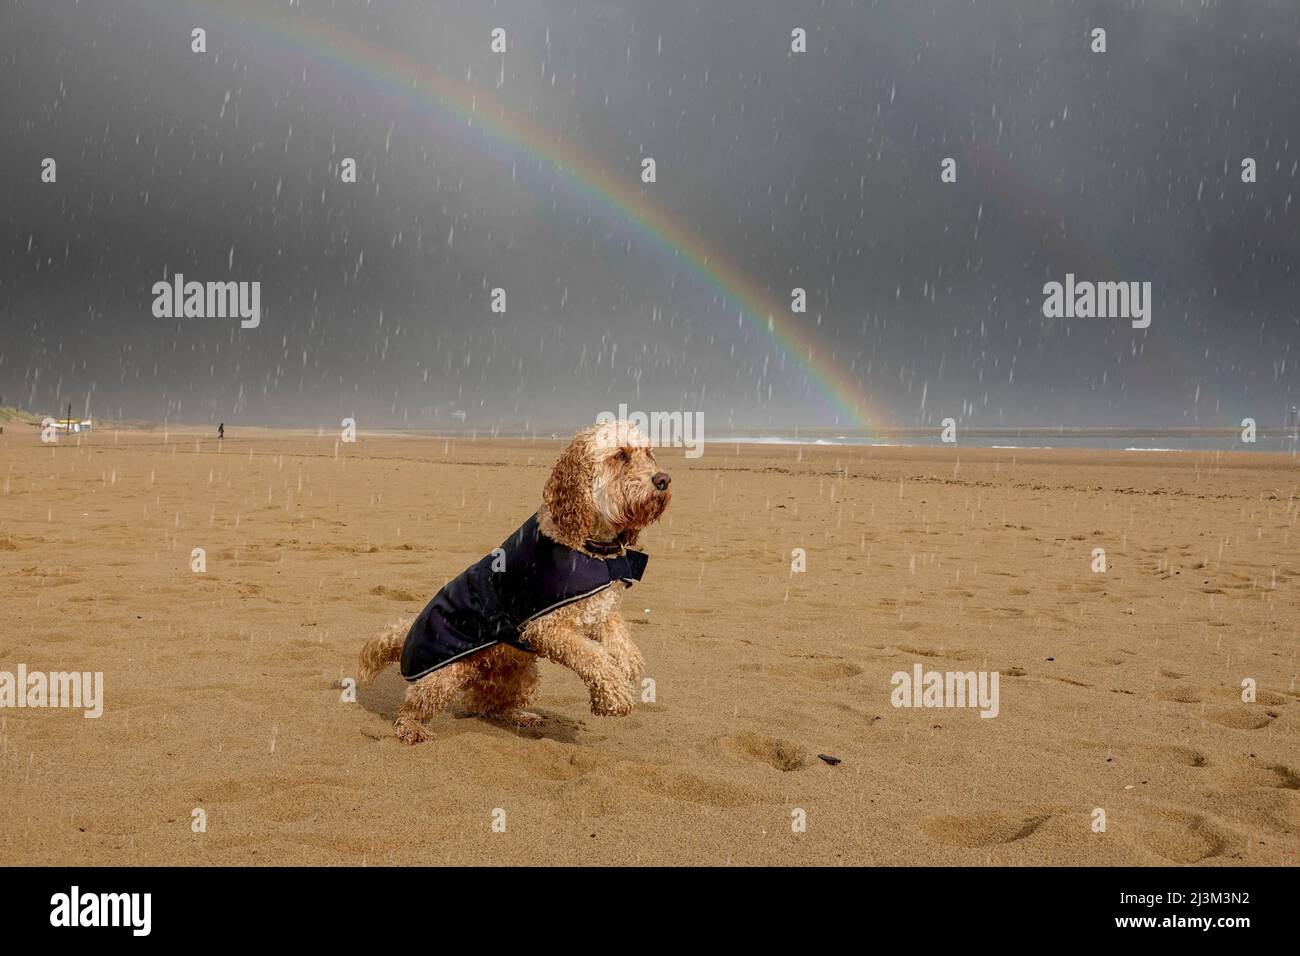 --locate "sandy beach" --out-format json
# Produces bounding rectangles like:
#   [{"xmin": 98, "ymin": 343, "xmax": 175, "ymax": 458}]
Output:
[{"xmin": 0, "ymin": 426, "xmax": 1296, "ymax": 866}]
